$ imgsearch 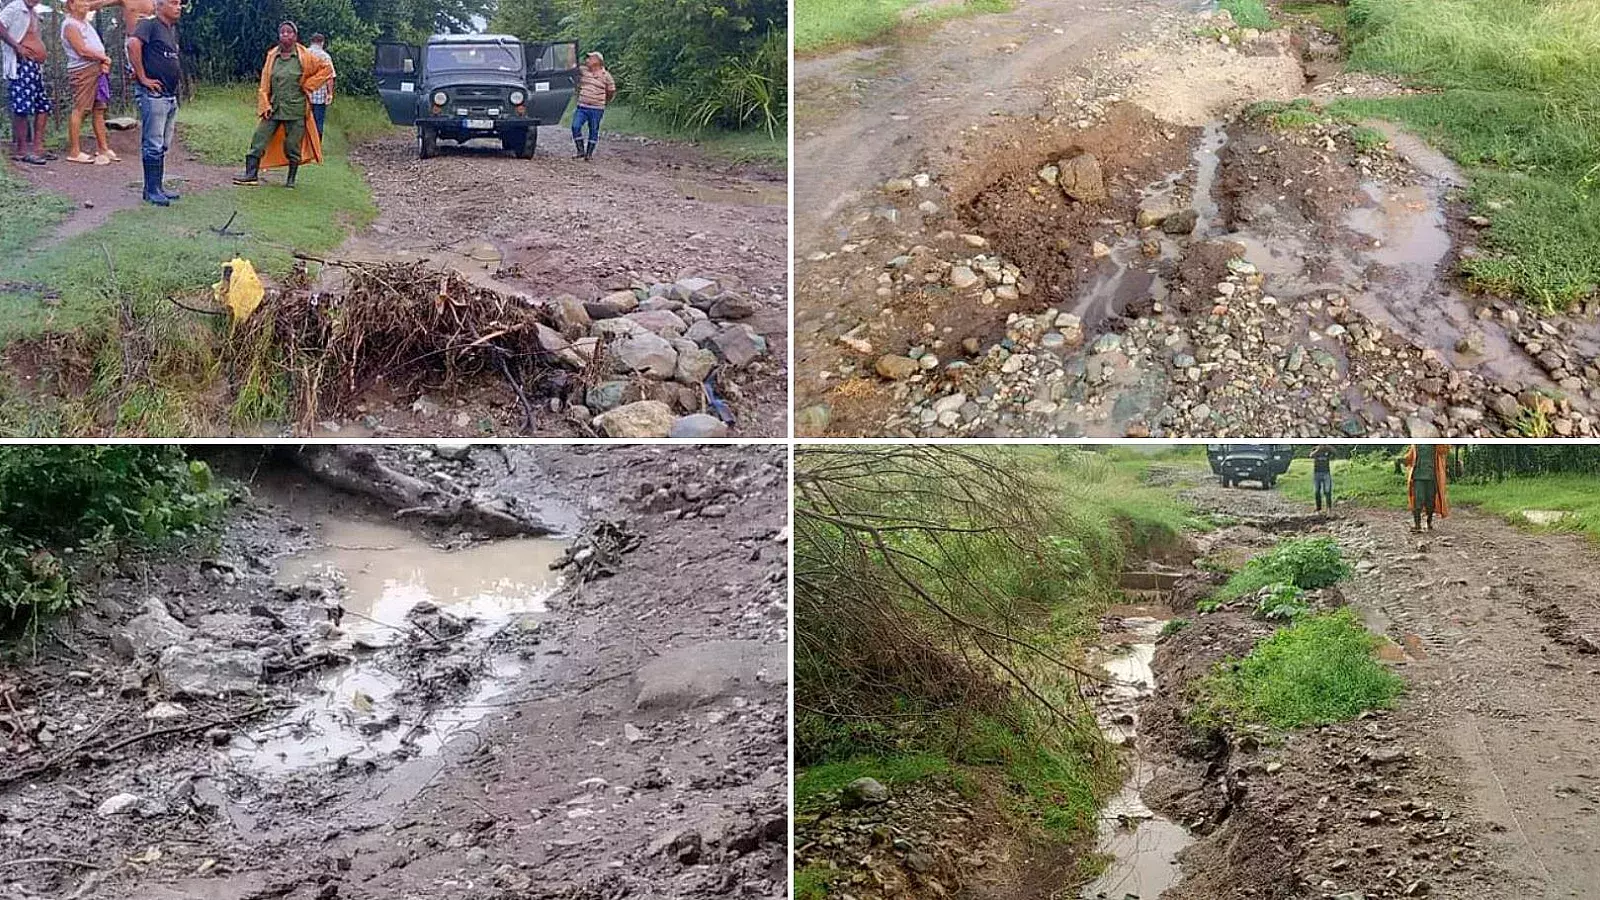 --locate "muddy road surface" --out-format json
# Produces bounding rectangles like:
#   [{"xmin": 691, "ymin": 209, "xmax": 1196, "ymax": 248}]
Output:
[
  {"xmin": 0, "ymin": 445, "xmax": 789, "ymax": 900},
  {"xmin": 796, "ymin": 3, "xmax": 1600, "ymax": 439},
  {"xmin": 325, "ymin": 128, "xmax": 789, "ymax": 439},
  {"xmin": 1086, "ymin": 472, "xmax": 1600, "ymax": 899}
]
